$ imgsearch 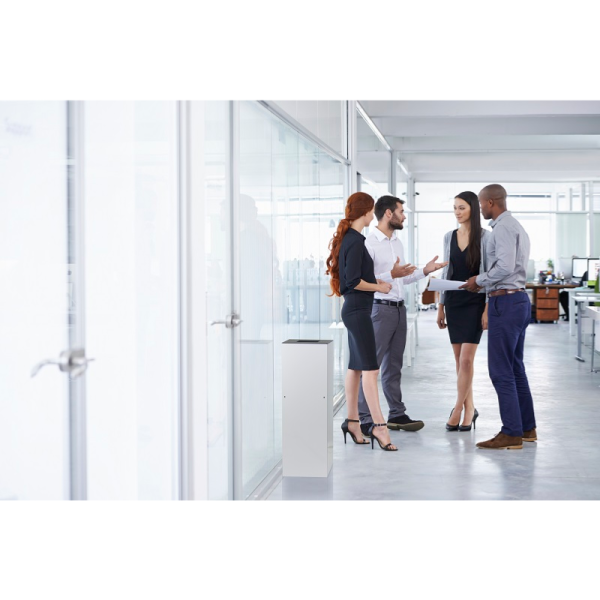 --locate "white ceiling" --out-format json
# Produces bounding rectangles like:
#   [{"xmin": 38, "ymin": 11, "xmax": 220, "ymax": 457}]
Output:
[{"xmin": 358, "ymin": 101, "xmax": 600, "ymax": 183}]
